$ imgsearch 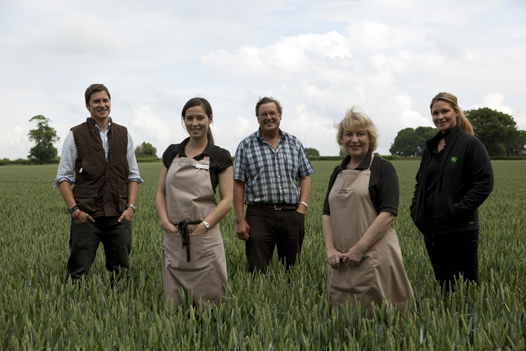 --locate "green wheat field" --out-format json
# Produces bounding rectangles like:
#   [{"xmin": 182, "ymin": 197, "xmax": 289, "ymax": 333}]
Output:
[{"xmin": 1, "ymin": 160, "xmax": 525, "ymax": 350}]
